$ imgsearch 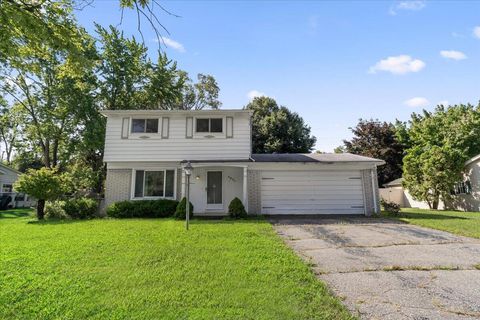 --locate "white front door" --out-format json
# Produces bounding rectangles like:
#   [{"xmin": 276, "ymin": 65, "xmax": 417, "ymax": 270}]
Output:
[{"xmin": 206, "ymin": 171, "xmax": 223, "ymax": 210}]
